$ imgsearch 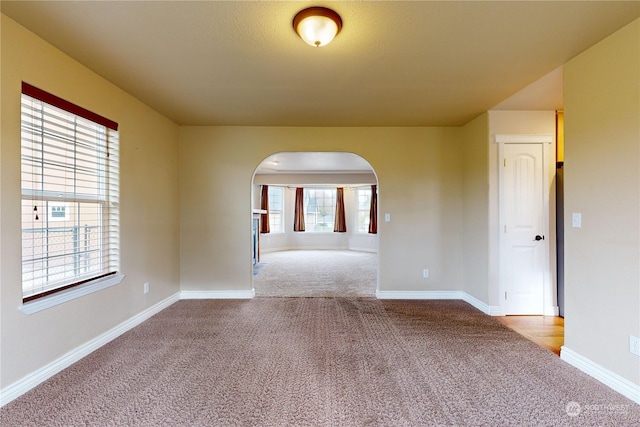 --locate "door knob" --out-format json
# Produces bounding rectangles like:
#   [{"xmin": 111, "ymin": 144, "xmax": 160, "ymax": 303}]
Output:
[{"xmin": 534, "ymin": 235, "xmax": 544, "ymax": 241}]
